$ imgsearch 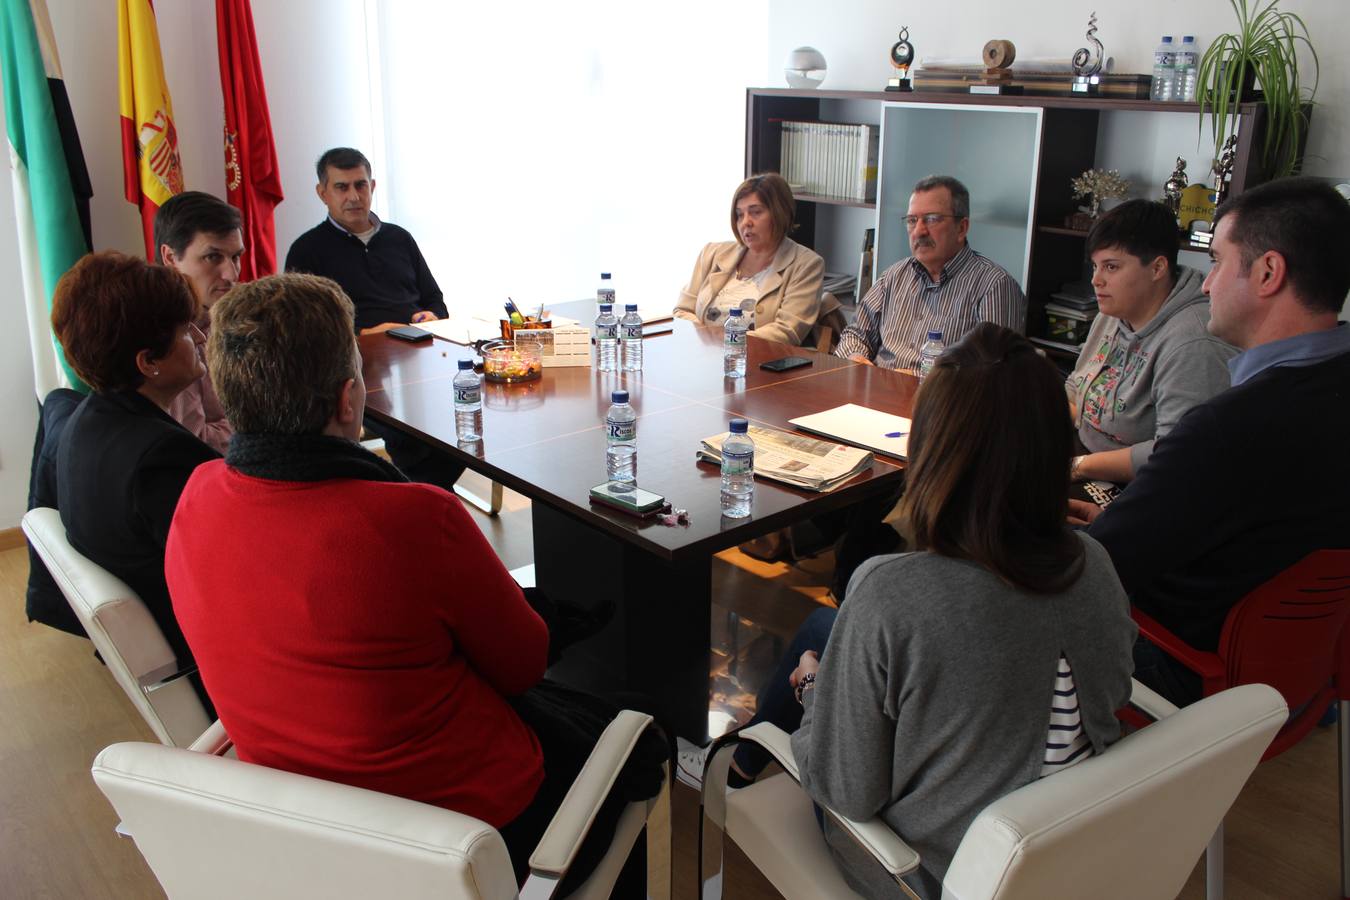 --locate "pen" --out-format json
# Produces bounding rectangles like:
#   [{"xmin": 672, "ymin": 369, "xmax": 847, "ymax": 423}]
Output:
[{"xmin": 884, "ymin": 431, "xmax": 907, "ymax": 438}]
